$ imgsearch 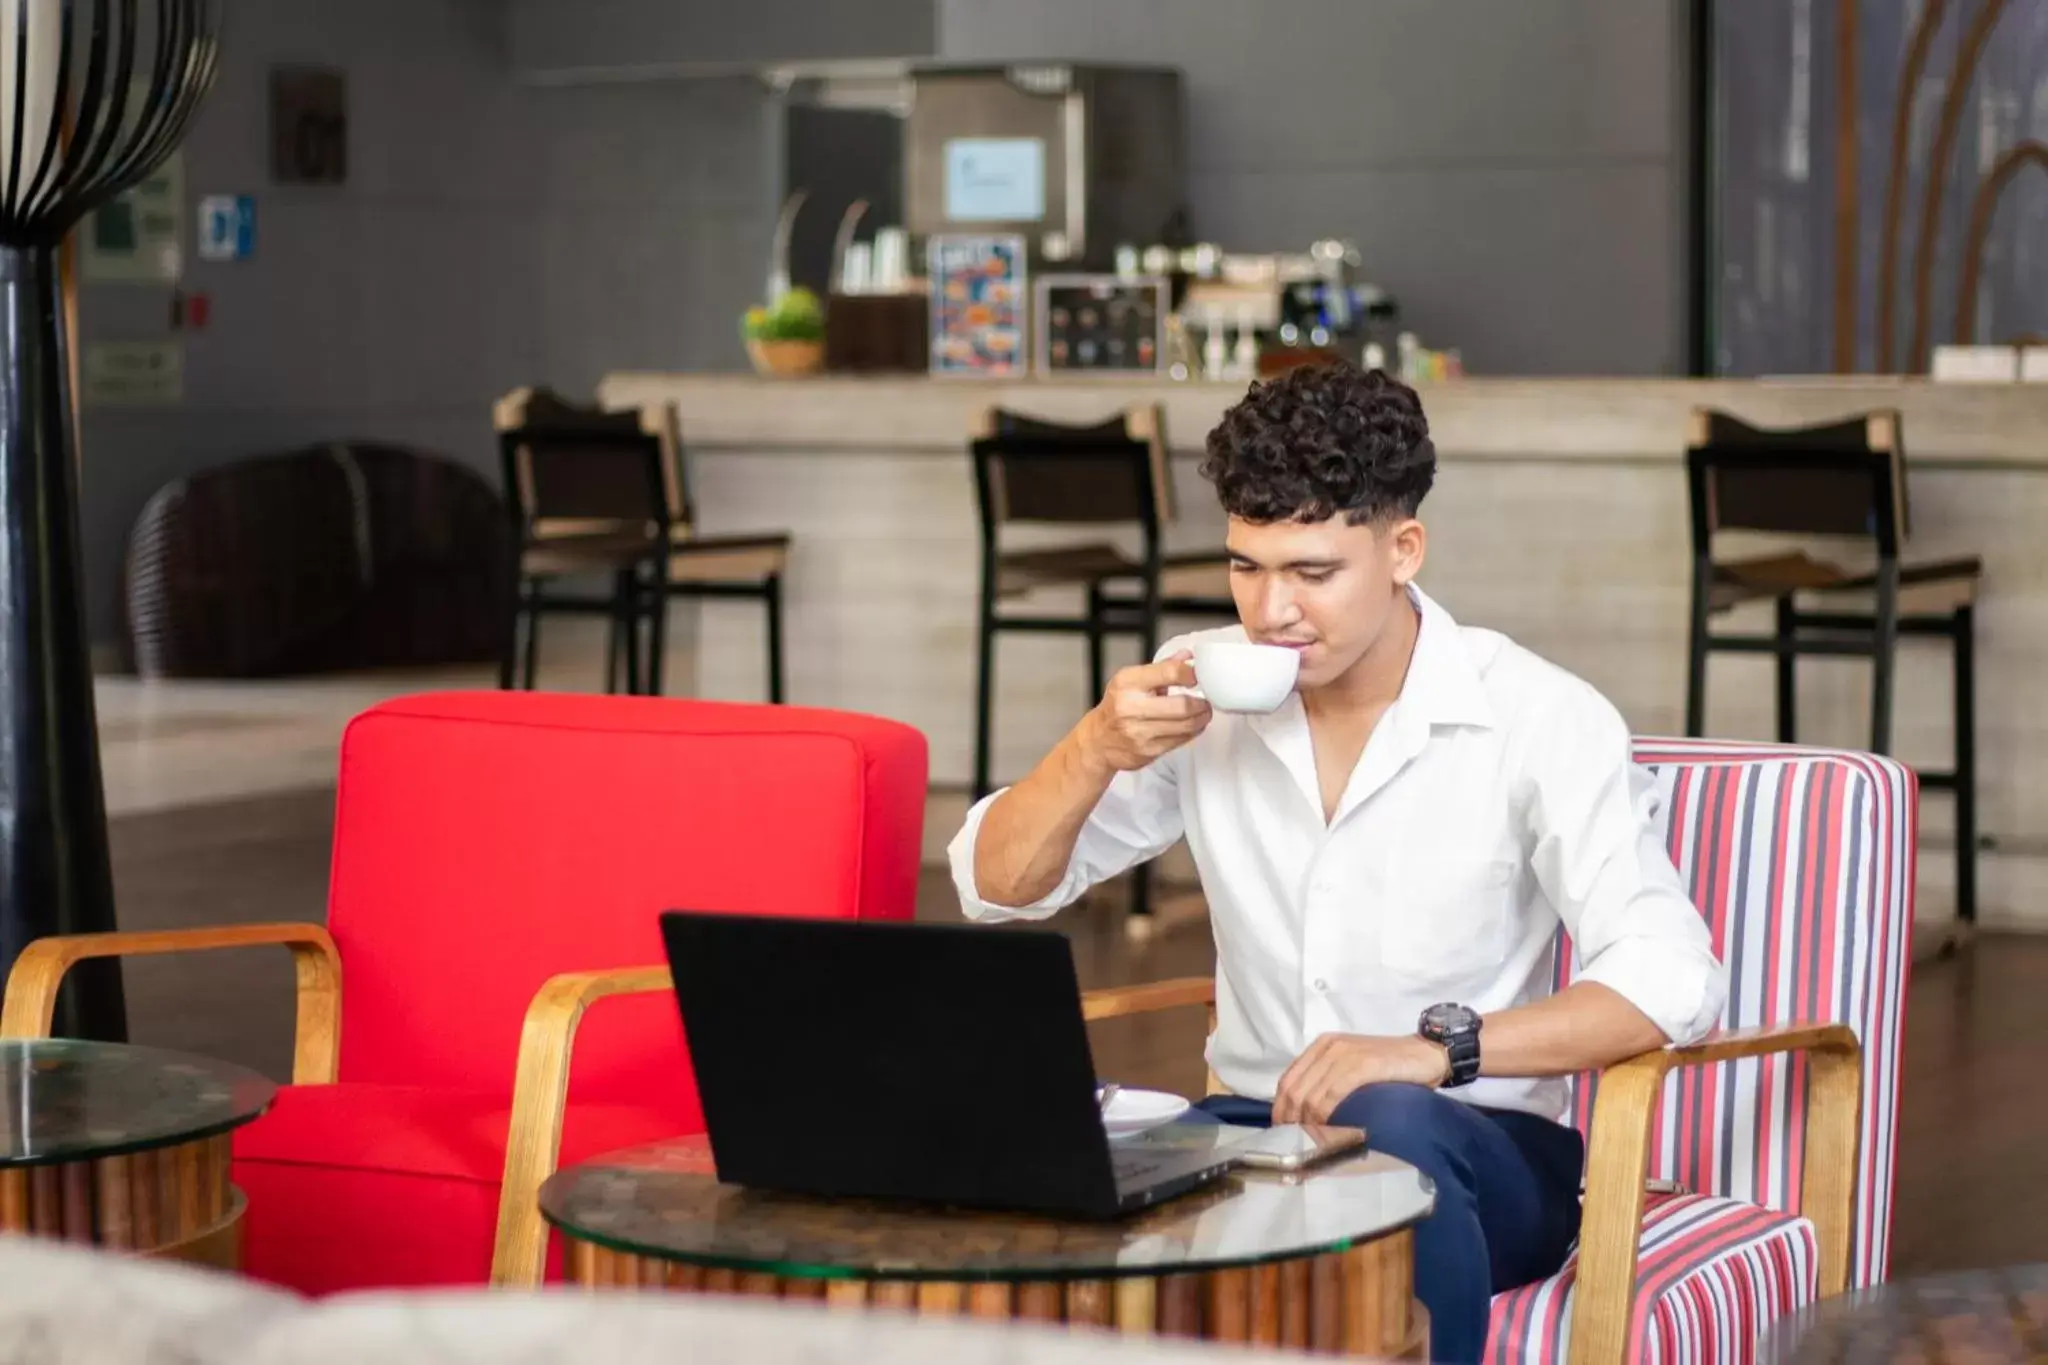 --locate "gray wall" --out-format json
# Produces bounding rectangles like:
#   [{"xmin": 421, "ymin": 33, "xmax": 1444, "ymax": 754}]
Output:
[
  {"xmin": 939, "ymin": 0, "xmax": 1689, "ymax": 377},
  {"xmin": 509, "ymin": 0, "xmax": 937, "ymax": 77},
  {"xmin": 78, "ymin": 0, "xmax": 772, "ymax": 646},
  {"xmin": 81, "ymin": 0, "xmax": 1693, "ymax": 649}
]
